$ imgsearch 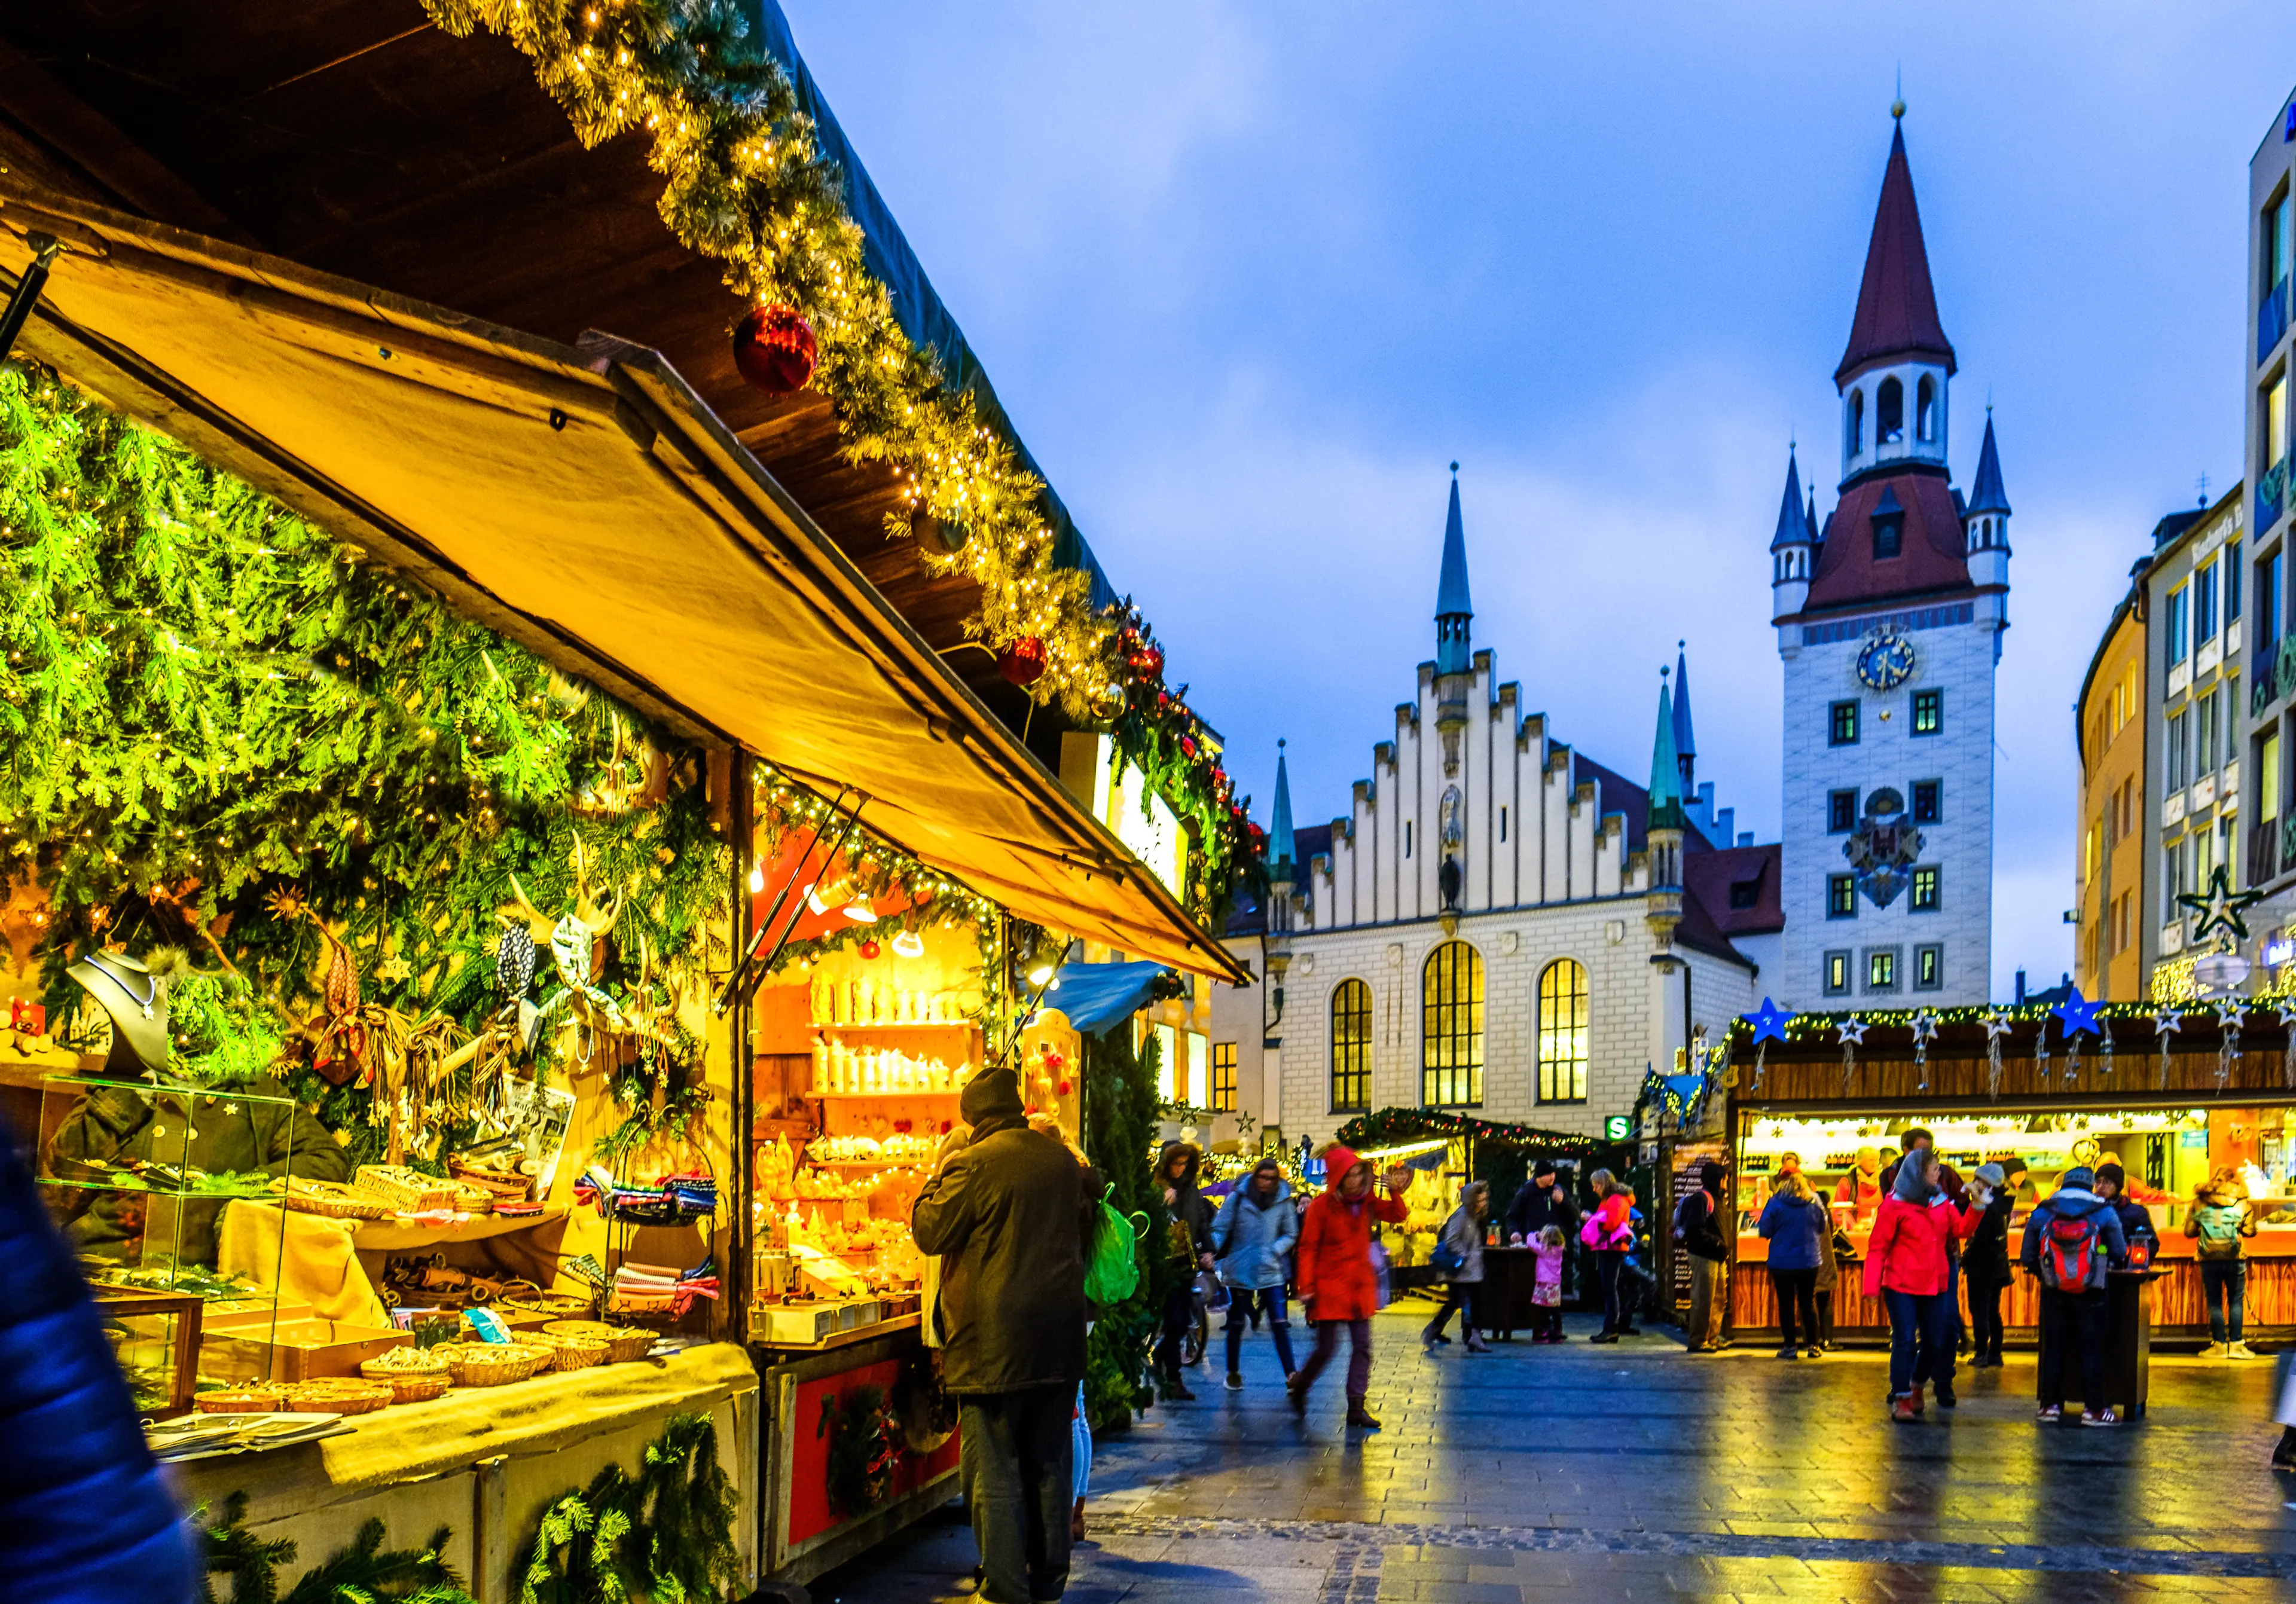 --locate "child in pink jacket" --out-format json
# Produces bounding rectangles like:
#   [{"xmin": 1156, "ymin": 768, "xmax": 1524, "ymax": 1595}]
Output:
[{"xmin": 1530, "ymin": 1224, "xmax": 1567, "ymax": 1343}]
